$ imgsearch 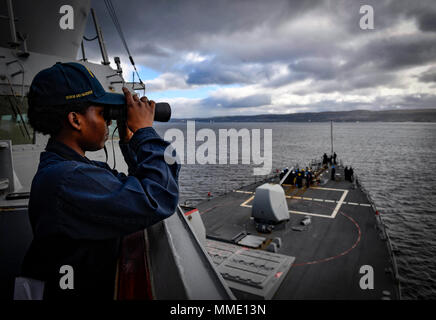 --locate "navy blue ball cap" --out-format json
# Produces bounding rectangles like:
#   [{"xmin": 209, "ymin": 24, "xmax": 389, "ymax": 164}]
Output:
[{"xmin": 29, "ymin": 62, "xmax": 126, "ymax": 107}]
